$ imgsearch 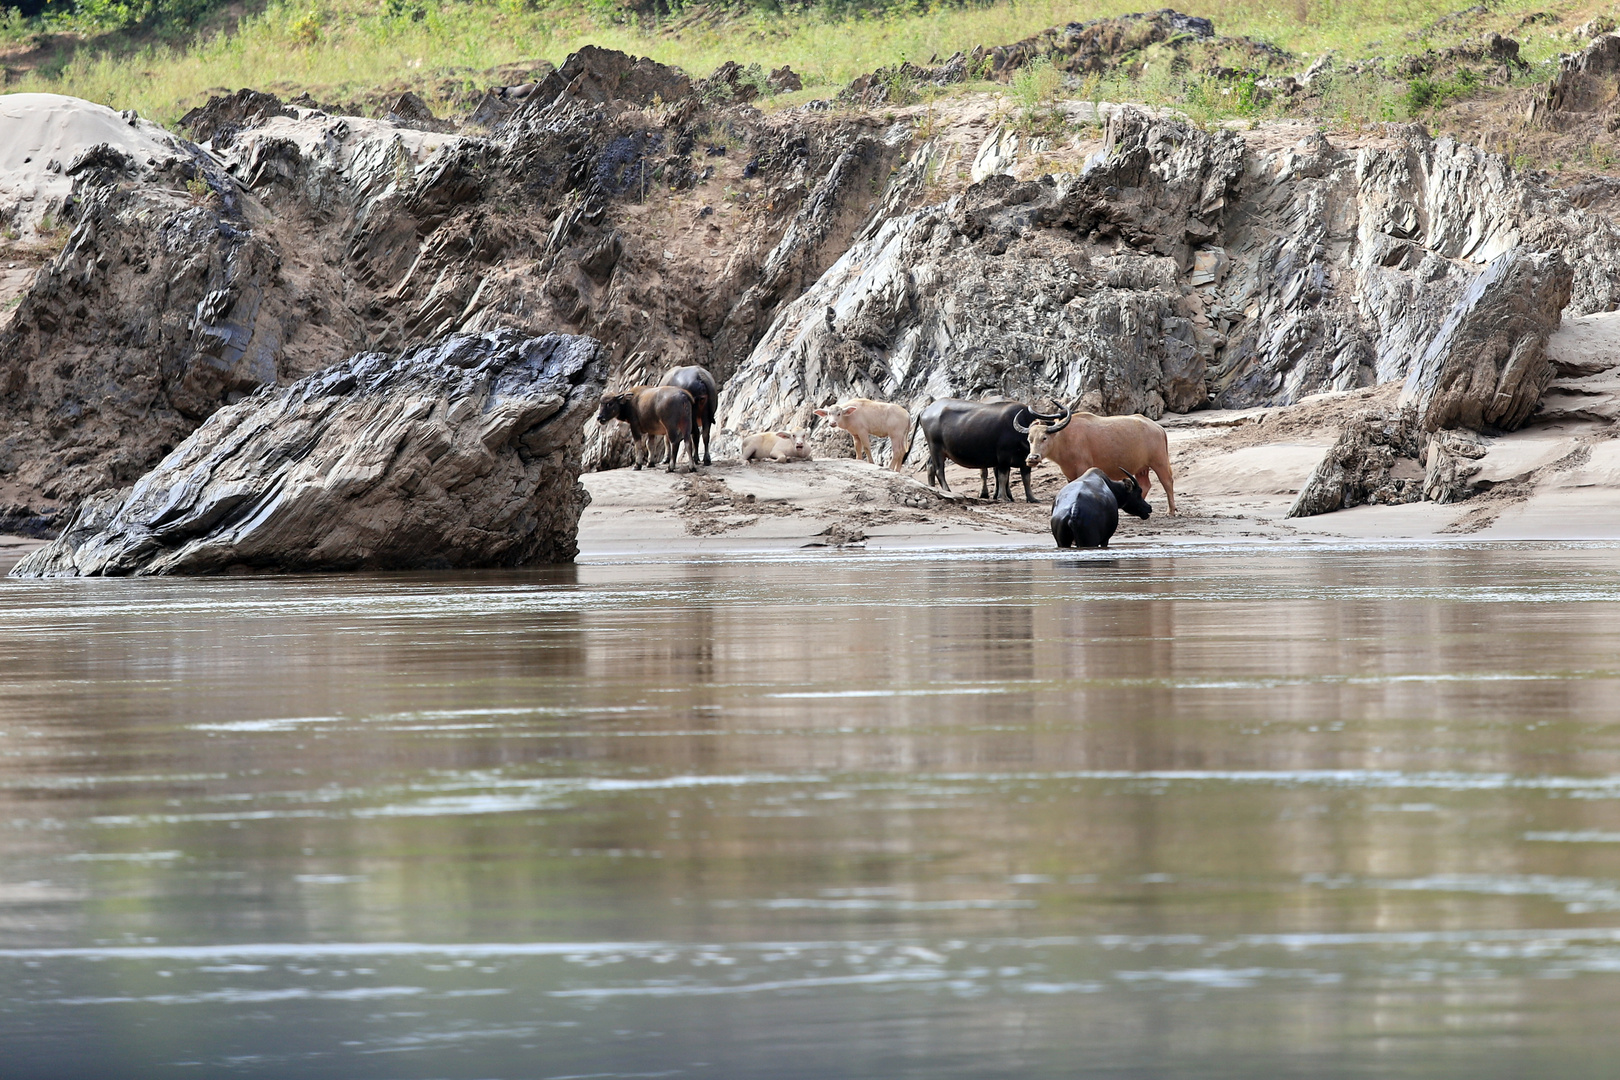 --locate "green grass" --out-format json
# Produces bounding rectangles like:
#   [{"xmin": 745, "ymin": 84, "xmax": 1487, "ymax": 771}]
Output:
[{"xmin": 0, "ymin": 0, "xmax": 1606, "ymax": 126}]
